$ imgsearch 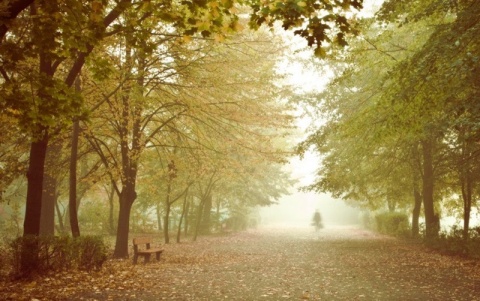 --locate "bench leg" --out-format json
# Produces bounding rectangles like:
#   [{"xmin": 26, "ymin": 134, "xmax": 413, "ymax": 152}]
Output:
[
  {"xmin": 144, "ymin": 254, "xmax": 151, "ymax": 263},
  {"xmin": 133, "ymin": 254, "xmax": 139, "ymax": 265},
  {"xmin": 155, "ymin": 252, "xmax": 161, "ymax": 261}
]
